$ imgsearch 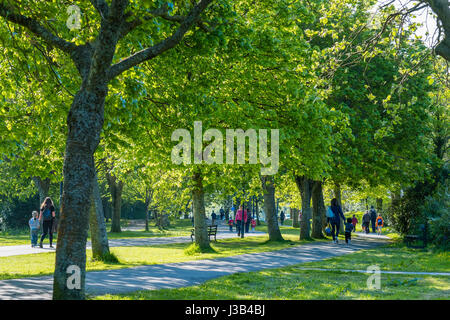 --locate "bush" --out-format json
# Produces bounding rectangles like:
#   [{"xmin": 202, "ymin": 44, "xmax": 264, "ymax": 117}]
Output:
[
  {"xmin": 422, "ymin": 184, "xmax": 450, "ymax": 249},
  {"xmin": 0, "ymin": 194, "xmax": 40, "ymax": 231}
]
